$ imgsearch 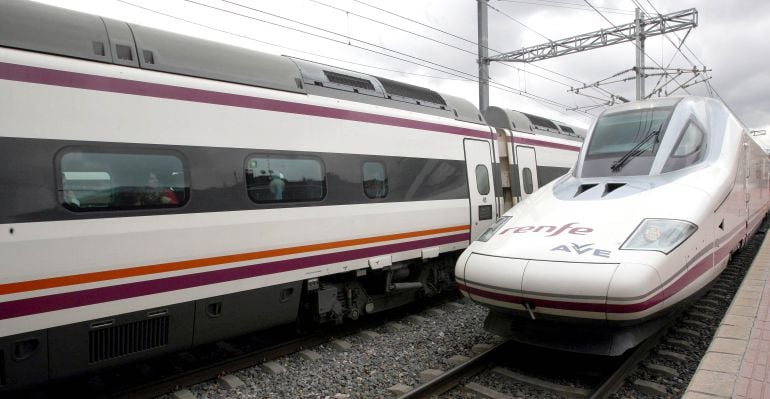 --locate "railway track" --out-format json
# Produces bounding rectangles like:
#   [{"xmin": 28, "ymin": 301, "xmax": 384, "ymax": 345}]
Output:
[
  {"xmin": 9, "ymin": 294, "xmax": 465, "ymax": 399},
  {"xmin": 397, "ymin": 330, "xmax": 665, "ymax": 399}
]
